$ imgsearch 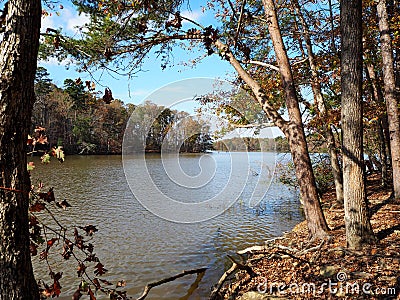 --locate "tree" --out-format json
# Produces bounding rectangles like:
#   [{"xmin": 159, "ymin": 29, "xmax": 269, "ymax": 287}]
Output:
[
  {"xmin": 0, "ymin": 0, "xmax": 41, "ymax": 298},
  {"xmin": 33, "ymin": 67, "xmax": 53, "ymax": 128},
  {"xmin": 291, "ymin": 0, "xmax": 344, "ymax": 204},
  {"xmin": 376, "ymin": 0, "xmax": 400, "ymax": 200},
  {"xmin": 53, "ymin": 0, "xmax": 329, "ymax": 239},
  {"xmin": 340, "ymin": 0, "xmax": 375, "ymax": 249},
  {"xmin": 64, "ymin": 78, "xmax": 89, "ymax": 111},
  {"xmin": 261, "ymin": 0, "xmax": 329, "ymax": 237}
]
